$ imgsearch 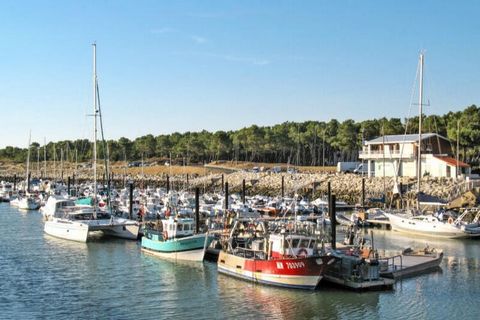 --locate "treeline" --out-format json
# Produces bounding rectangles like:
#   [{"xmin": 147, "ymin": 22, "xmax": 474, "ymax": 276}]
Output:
[{"xmin": 1, "ymin": 105, "xmax": 479, "ymax": 166}]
